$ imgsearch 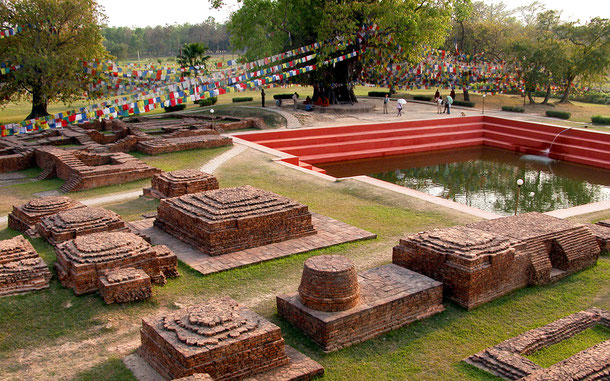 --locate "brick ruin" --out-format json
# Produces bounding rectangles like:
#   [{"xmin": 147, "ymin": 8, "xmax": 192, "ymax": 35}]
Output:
[
  {"xmin": 464, "ymin": 308, "xmax": 610, "ymax": 380},
  {"xmin": 34, "ymin": 146, "xmax": 161, "ymax": 192},
  {"xmin": 154, "ymin": 185, "xmax": 316, "ymax": 256},
  {"xmin": 134, "ymin": 133, "xmax": 232, "ymax": 156},
  {"xmin": 393, "ymin": 212, "xmax": 601, "ymax": 309},
  {"xmin": 587, "ymin": 222, "xmax": 610, "ymax": 254},
  {"xmin": 8, "ymin": 196, "xmax": 85, "ymax": 236},
  {"xmin": 143, "ymin": 169, "xmax": 219, "ymax": 199},
  {"xmin": 0, "ymin": 142, "xmax": 35, "ymax": 173},
  {"xmin": 277, "ymin": 255, "xmax": 444, "ymax": 352},
  {"xmin": 139, "ymin": 296, "xmax": 323, "ymax": 380},
  {"xmin": 98, "ymin": 267, "xmax": 152, "ymax": 304},
  {"xmin": 0, "ymin": 235, "xmax": 52, "ymax": 297},
  {"xmin": 54, "ymin": 231, "xmax": 178, "ymax": 296},
  {"xmin": 36, "ymin": 206, "xmax": 128, "ymax": 246}
]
